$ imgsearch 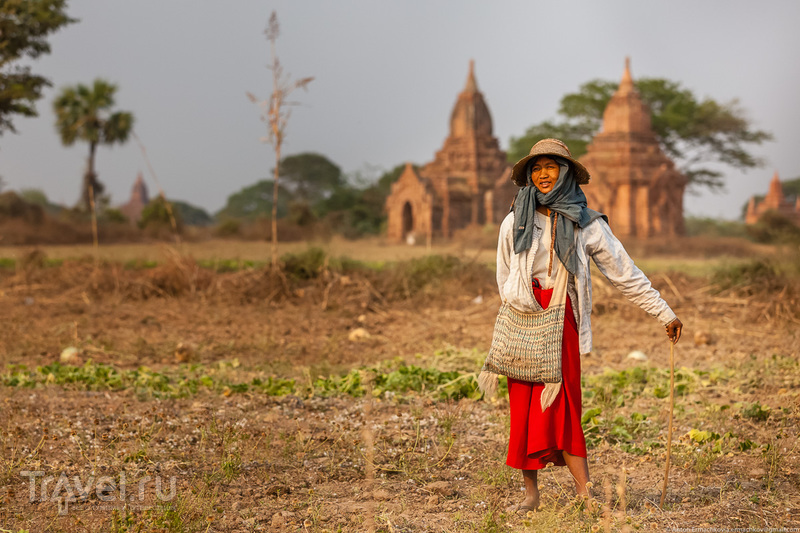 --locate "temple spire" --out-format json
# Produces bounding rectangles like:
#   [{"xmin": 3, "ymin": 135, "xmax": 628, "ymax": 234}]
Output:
[
  {"xmin": 464, "ymin": 59, "xmax": 478, "ymax": 93},
  {"xmin": 449, "ymin": 60, "xmax": 492, "ymax": 137},
  {"xmin": 764, "ymin": 170, "xmax": 785, "ymax": 207},
  {"xmin": 746, "ymin": 196, "xmax": 757, "ymax": 222},
  {"xmin": 601, "ymin": 57, "xmax": 652, "ymax": 135},
  {"xmin": 618, "ymin": 56, "xmax": 635, "ymax": 95},
  {"xmin": 131, "ymin": 172, "xmax": 149, "ymax": 205}
]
